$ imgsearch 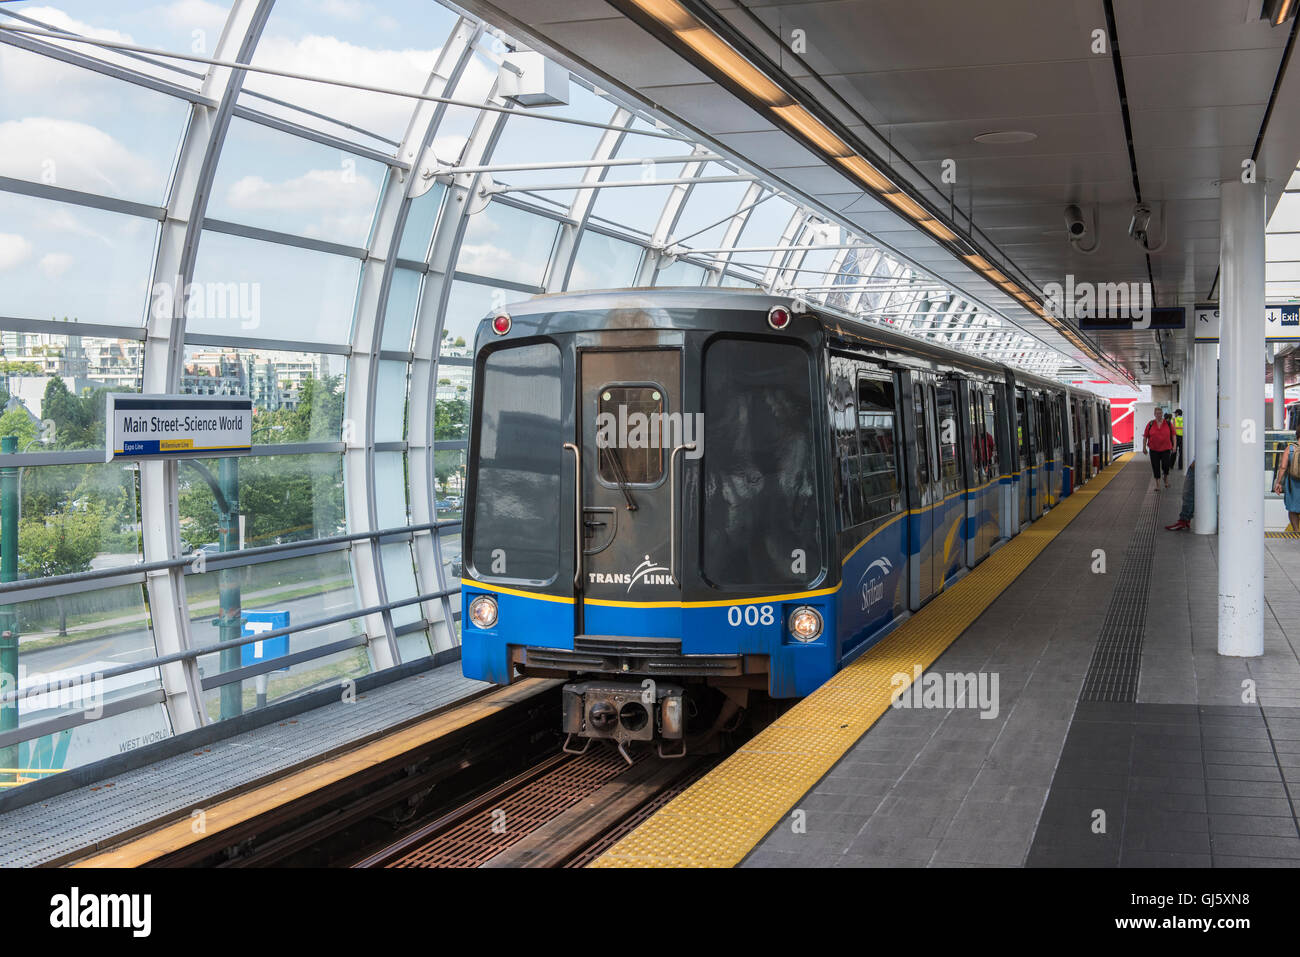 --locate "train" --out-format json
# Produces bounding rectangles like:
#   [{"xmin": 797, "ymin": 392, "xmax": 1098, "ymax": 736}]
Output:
[{"xmin": 458, "ymin": 289, "xmax": 1111, "ymax": 760}]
